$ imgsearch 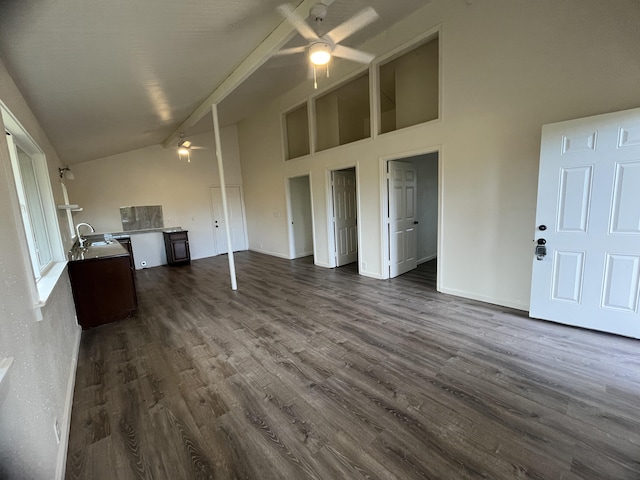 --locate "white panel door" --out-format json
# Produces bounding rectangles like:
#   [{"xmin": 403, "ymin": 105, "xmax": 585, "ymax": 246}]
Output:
[
  {"xmin": 211, "ymin": 186, "xmax": 247, "ymax": 255},
  {"xmin": 530, "ymin": 107, "xmax": 640, "ymax": 338},
  {"xmin": 332, "ymin": 169, "xmax": 357, "ymax": 266},
  {"xmin": 388, "ymin": 161, "xmax": 418, "ymax": 278}
]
